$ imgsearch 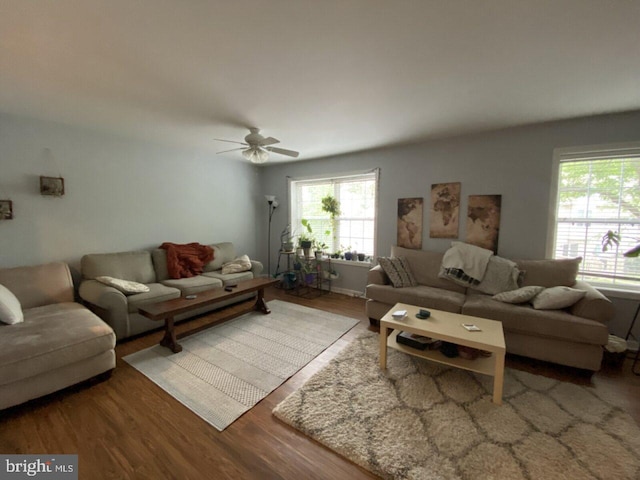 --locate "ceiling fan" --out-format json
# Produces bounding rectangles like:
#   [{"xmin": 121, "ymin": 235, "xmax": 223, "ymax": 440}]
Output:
[{"xmin": 215, "ymin": 128, "xmax": 299, "ymax": 164}]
